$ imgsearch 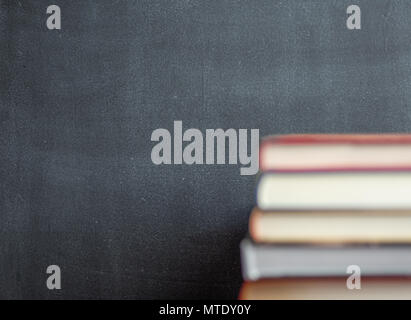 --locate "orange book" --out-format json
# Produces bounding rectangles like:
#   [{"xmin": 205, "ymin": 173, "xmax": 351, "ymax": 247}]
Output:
[
  {"xmin": 239, "ymin": 278, "xmax": 411, "ymax": 300},
  {"xmin": 260, "ymin": 134, "xmax": 411, "ymax": 172}
]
